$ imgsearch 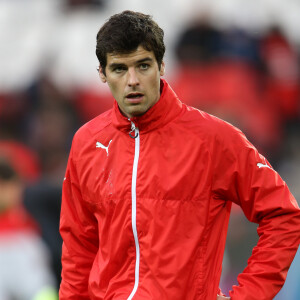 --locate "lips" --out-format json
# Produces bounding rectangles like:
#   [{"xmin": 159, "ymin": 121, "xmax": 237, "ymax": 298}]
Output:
[
  {"xmin": 126, "ymin": 92, "xmax": 144, "ymax": 98},
  {"xmin": 126, "ymin": 92, "xmax": 144, "ymax": 103}
]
